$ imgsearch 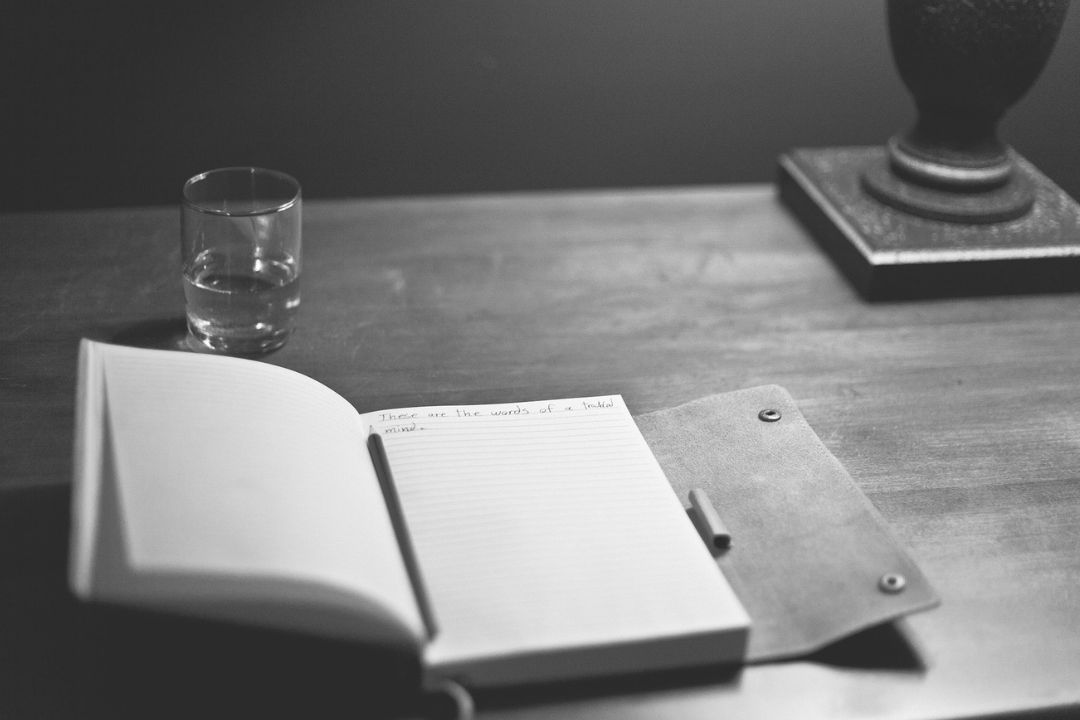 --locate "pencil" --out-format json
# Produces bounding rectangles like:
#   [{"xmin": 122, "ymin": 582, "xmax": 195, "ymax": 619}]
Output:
[
  {"xmin": 689, "ymin": 488, "xmax": 732, "ymax": 549},
  {"xmin": 368, "ymin": 429, "xmax": 439, "ymax": 638}
]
